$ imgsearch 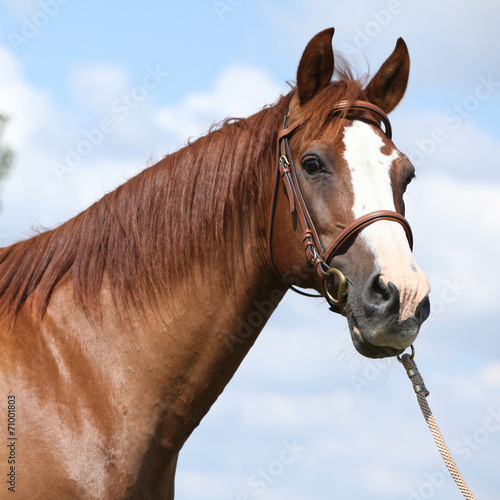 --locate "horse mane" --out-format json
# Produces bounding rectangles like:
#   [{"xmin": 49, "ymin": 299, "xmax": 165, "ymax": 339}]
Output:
[{"xmin": 0, "ymin": 66, "xmax": 366, "ymax": 327}]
